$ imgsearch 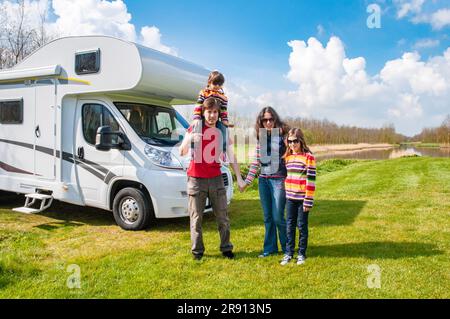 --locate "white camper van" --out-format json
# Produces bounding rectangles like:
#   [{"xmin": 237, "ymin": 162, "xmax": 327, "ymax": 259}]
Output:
[{"xmin": 0, "ymin": 36, "xmax": 234, "ymax": 230}]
